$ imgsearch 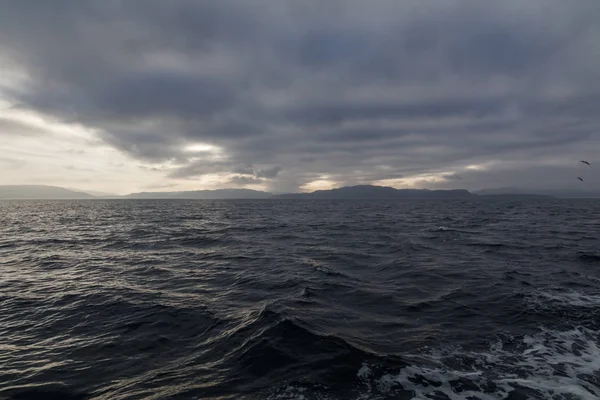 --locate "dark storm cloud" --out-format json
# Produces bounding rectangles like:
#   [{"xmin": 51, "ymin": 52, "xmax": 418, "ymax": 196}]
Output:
[{"xmin": 1, "ymin": 0, "xmax": 600, "ymax": 190}]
